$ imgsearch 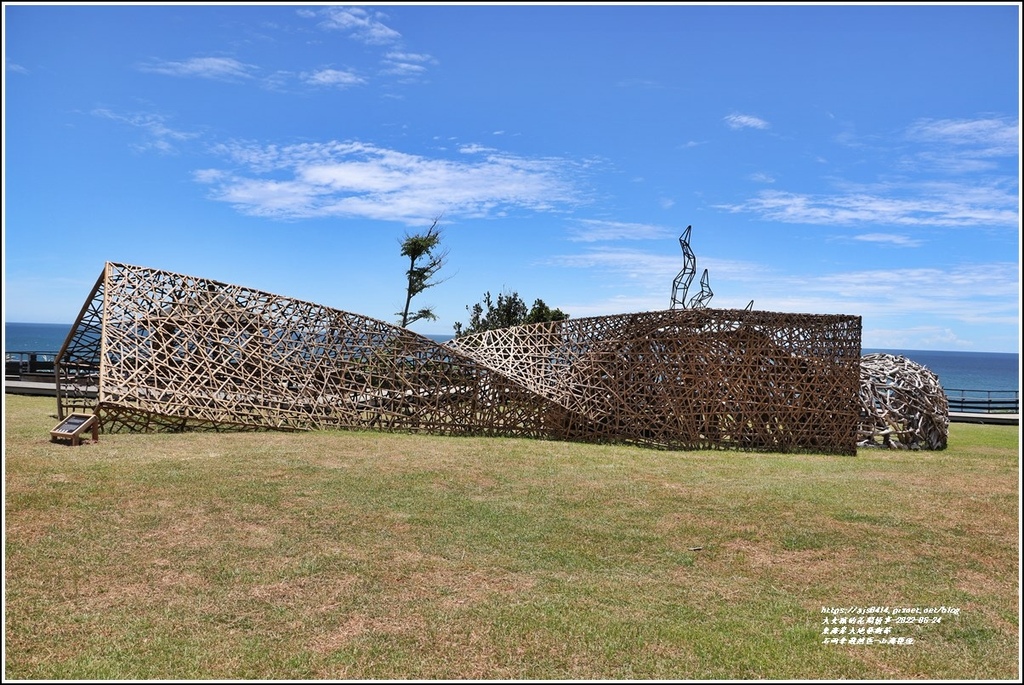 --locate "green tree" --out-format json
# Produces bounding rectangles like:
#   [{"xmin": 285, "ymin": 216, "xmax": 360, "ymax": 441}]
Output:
[
  {"xmin": 396, "ymin": 218, "xmax": 449, "ymax": 328},
  {"xmin": 525, "ymin": 298, "xmax": 569, "ymax": 325},
  {"xmin": 453, "ymin": 290, "xmax": 568, "ymax": 337}
]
